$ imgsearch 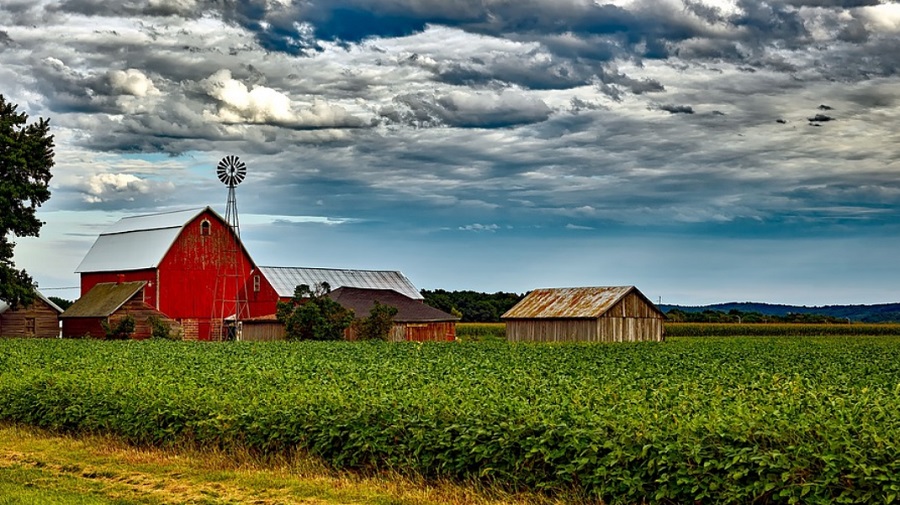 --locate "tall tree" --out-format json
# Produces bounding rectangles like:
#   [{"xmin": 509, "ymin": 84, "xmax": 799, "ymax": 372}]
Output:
[{"xmin": 0, "ymin": 95, "xmax": 54, "ymax": 308}]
